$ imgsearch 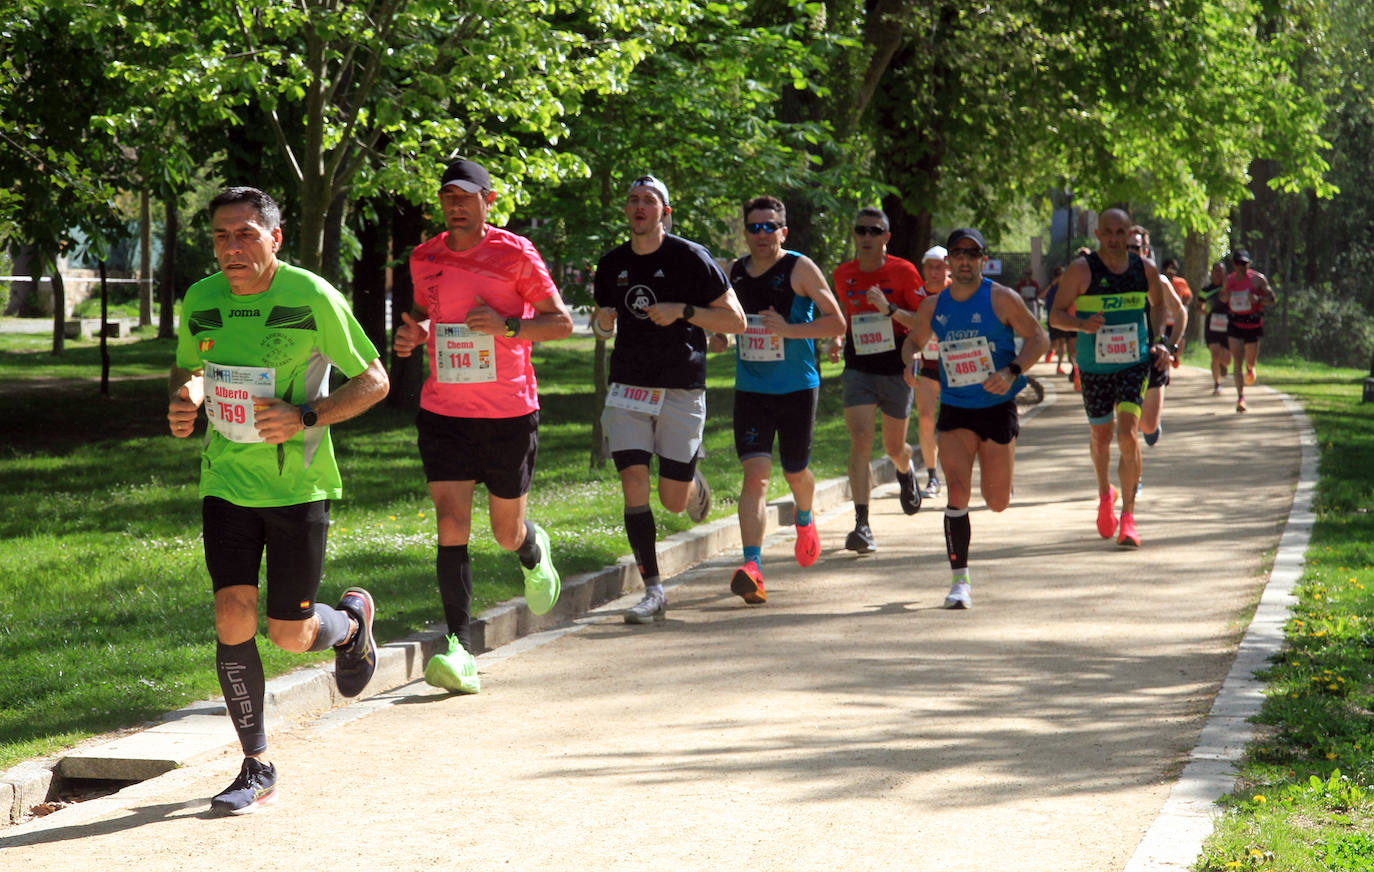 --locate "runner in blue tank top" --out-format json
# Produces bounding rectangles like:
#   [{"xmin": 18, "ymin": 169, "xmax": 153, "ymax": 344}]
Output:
[
  {"xmin": 709, "ymin": 195, "xmax": 845, "ymax": 605},
  {"xmin": 901, "ymin": 228, "xmax": 1048, "ymax": 610}
]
